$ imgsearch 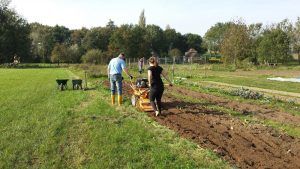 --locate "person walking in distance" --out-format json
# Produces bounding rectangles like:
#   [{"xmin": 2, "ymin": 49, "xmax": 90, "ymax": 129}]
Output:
[
  {"xmin": 108, "ymin": 53, "xmax": 133, "ymax": 105},
  {"xmin": 138, "ymin": 57, "xmax": 144, "ymax": 74},
  {"xmin": 147, "ymin": 56, "xmax": 173, "ymax": 116}
]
